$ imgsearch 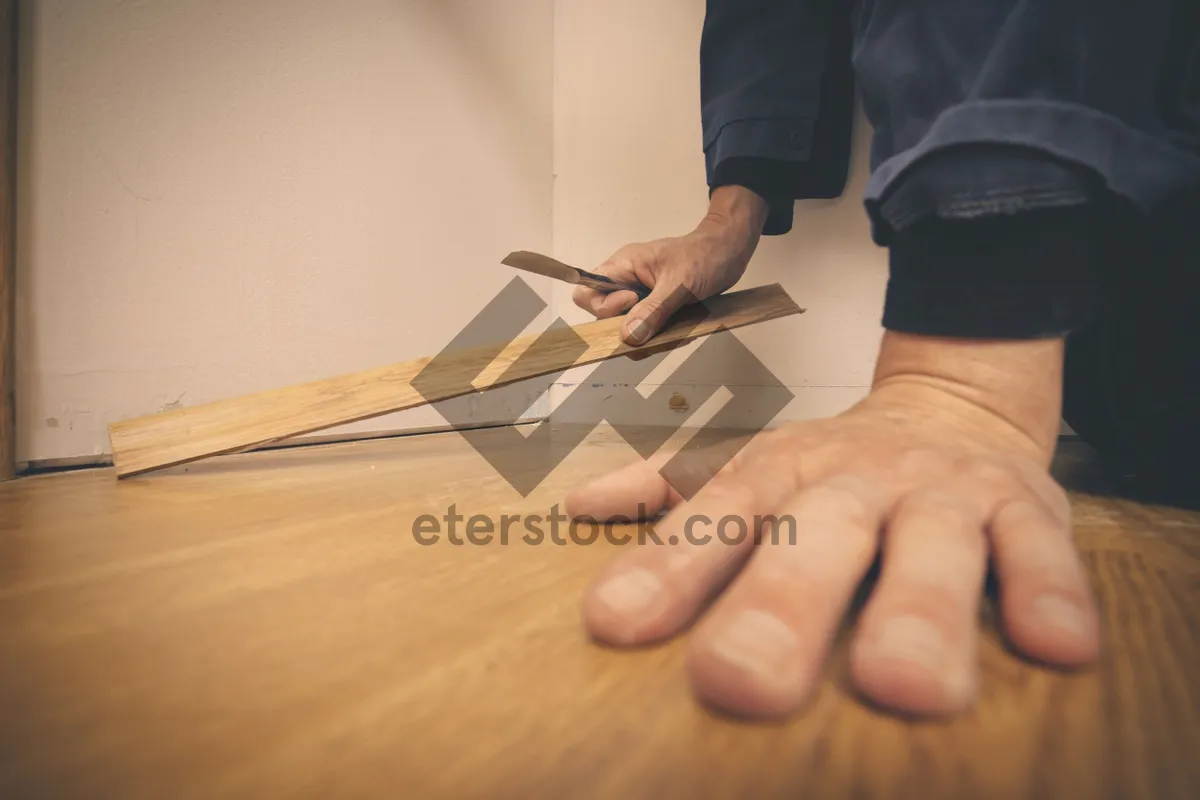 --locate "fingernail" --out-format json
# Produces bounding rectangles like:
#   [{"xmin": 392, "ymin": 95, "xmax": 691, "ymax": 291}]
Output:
[
  {"xmin": 593, "ymin": 569, "xmax": 664, "ymax": 616},
  {"xmin": 1034, "ymin": 595, "xmax": 1089, "ymax": 638},
  {"xmin": 626, "ymin": 319, "xmax": 651, "ymax": 345},
  {"xmin": 708, "ymin": 610, "xmax": 799, "ymax": 688},
  {"xmin": 867, "ymin": 615, "xmax": 946, "ymax": 671}
]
